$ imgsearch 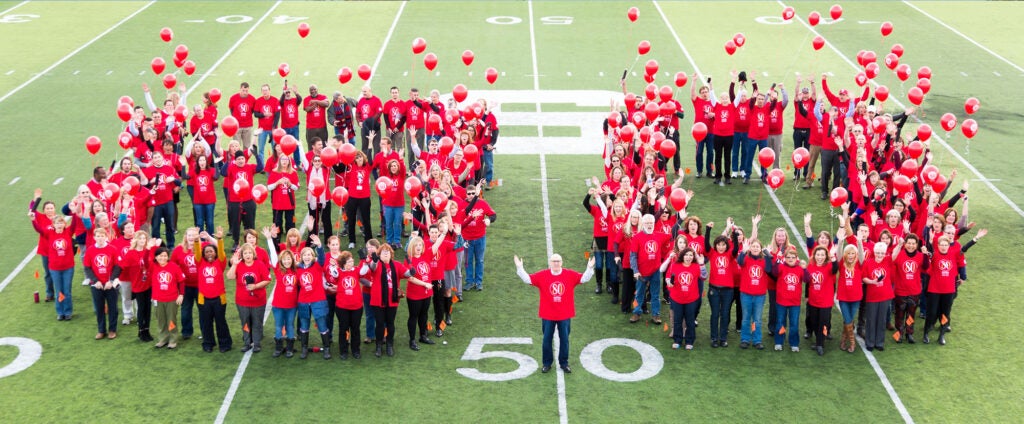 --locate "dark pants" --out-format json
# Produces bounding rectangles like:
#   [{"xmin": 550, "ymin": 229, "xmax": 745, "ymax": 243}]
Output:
[
  {"xmin": 406, "ymin": 298, "xmax": 430, "ymax": 340},
  {"xmin": 713, "ymin": 134, "xmax": 733, "ymax": 180},
  {"xmin": 620, "ymin": 268, "xmax": 636, "ymax": 313},
  {"xmin": 199, "ymin": 294, "xmax": 232, "ymax": 350},
  {"xmin": 894, "ymin": 295, "xmax": 919, "ymax": 335},
  {"xmin": 707, "ymin": 285, "xmax": 733, "ymax": 341},
  {"xmin": 325, "ymin": 294, "xmax": 337, "ymax": 334},
  {"xmin": 671, "ymin": 299, "xmax": 698, "ymax": 345},
  {"xmin": 151, "ymin": 201, "xmax": 176, "ymax": 247},
  {"xmin": 431, "ymin": 280, "xmax": 449, "ymax": 324},
  {"xmin": 924, "ymin": 292, "xmax": 954, "ymax": 333},
  {"xmin": 227, "ymin": 200, "xmax": 256, "ymax": 247},
  {"xmin": 695, "ymin": 136, "xmax": 714, "ymax": 176},
  {"xmin": 181, "ymin": 286, "xmax": 198, "ymax": 337},
  {"xmin": 345, "ymin": 197, "xmax": 373, "ymax": 246},
  {"xmin": 91, "ymin": 287, "xmax": 118, "ymax": 333},
  {"xmin": 132, "ymin": 289, "xmax": 152, "ymax": 333},
  {"xmin": 732, "ymin": 287, "xmax": 743, "ymax": 330},
  {"xmin": 819, "ymin": 149, "xmax": 841, "ymax": 196},
  {"xmin": 792, "ymin": 128, "xmax": 810, "ymax": 178},
  {"xmin": 335, "ymin": 307, "xmax": 362, "ymax": 354},
  {"xmin": 373, "ymin": 305, "xmax": 397, "ymax": 342},
  {"xmin": 272, "ymin": 208, "xmax": 296, "ymax": 244},
  {"xmin": 308, "ymin": 202, "xmax": 333, "ymax": 243},
  {"xmin": 542, "ymin": 319, "xmax": 571, "ymax": 367},
  {"xmin": 668, "ymin": 131, "xmax": 681, "ymax": 173},
  {"xmin": 807, "ymin": 305, "xmax": 832, "ymax": 347},
  {"xmin": 767, "ymin": 290, "xmax": 778, "ymax": 334}
]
